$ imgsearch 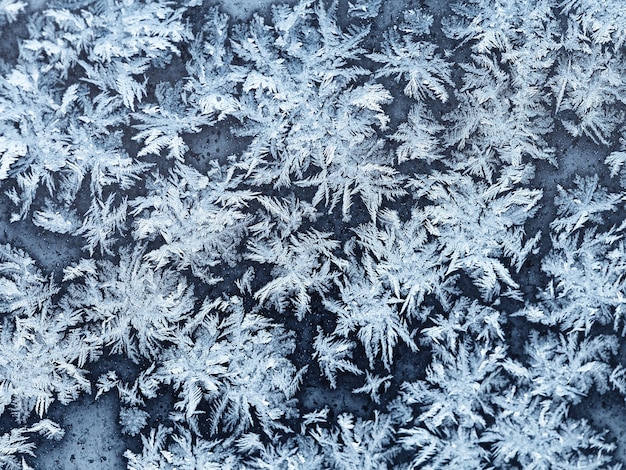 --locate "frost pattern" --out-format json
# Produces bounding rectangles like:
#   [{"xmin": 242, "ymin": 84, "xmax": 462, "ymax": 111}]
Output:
[{"xmin": 0, "ymin": 0, "xmax": 624, "ymax": 468}]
